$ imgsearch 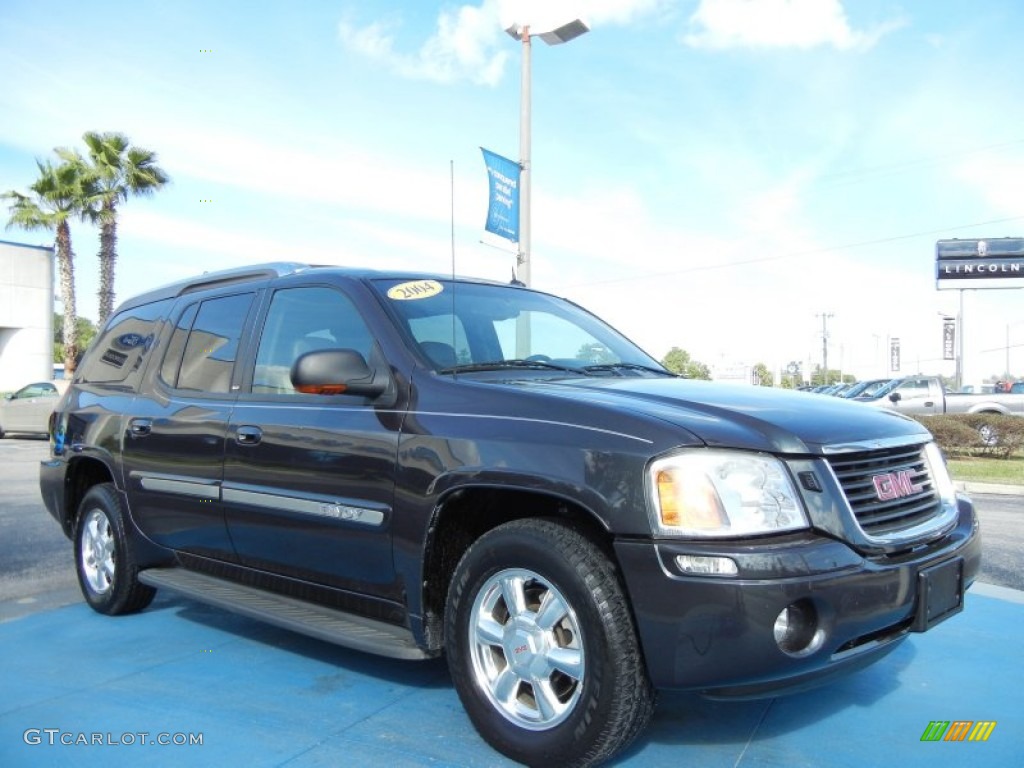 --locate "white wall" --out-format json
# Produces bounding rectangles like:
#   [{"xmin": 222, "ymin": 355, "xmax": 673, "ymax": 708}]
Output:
[{"xmin": 0, "ymin": 239, "xmax": 54, "ymax": 390}]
